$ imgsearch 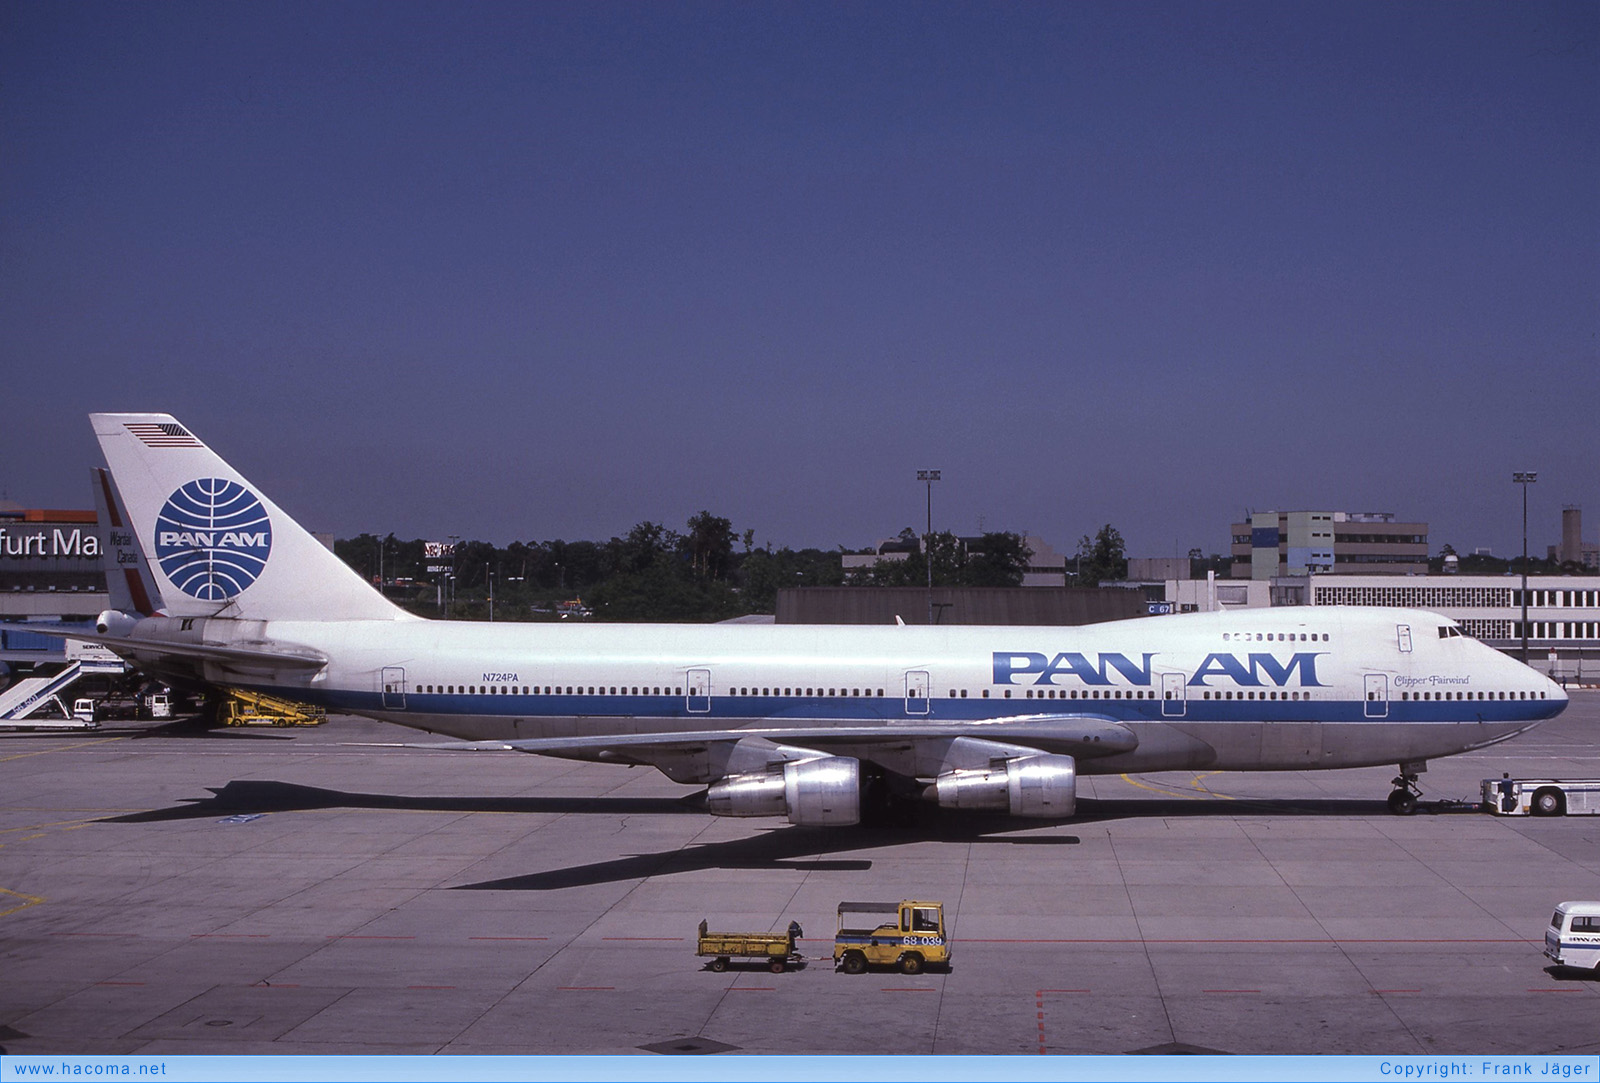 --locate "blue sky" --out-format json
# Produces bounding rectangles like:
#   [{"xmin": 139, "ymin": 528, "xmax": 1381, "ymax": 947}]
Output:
[{"xmin": 3, "ymin": 2, "xmax": 1595, "ymax": 559}]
